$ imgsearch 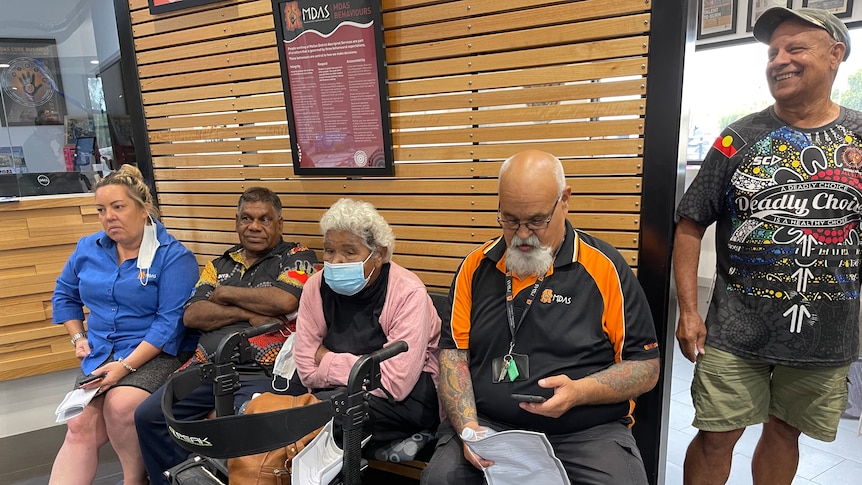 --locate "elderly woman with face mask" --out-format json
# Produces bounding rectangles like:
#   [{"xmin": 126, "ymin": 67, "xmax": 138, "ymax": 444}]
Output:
[
  {"xmin": 49, "ymin": 165, "xmax": 199, "ymax": 485},
  {"xmin": 293, "ymin": 198, "xmax": 441, "ymax": 449}
]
